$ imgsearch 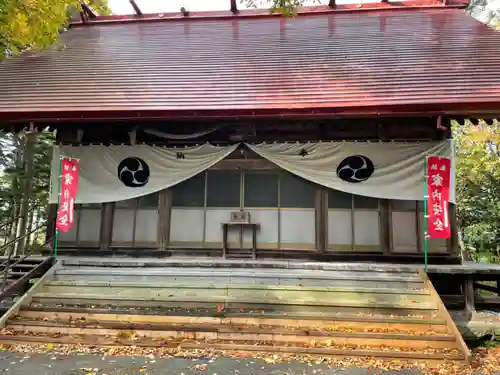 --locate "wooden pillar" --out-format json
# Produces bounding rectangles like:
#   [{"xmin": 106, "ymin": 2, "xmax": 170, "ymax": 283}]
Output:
[
  {"xmin": 447, "ymin": 203, "xmax": 459, "ymax": 257},
  {"xmin": 99, "ymin": 203, "xmax": 114, "ymax": 250},
  {"xmin": 463, "ymin": 277, "xmax": 476, "ymax": 319},
  {"xmin": 158, "ymin": 189, "xmax": 172, "ymax": 255},
  {"xmin": 379, "ymin": 199, "xmax": 391, "ymax": 254},
  {"xmin": 315, "ymin": 186, "xmax": 327, "ymax": 253},
  {"xmin": 46, "ymin": 204, "xmax": 57, "ymax": 244},
  {"xmin": 128, "ymin": 128, "xmax": 137, "ymax": 146},
  {"xmin": 230, "ymin": 0, "xmax": 238, "ymax": 13}
]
